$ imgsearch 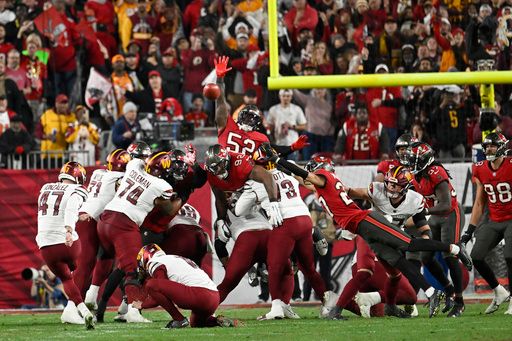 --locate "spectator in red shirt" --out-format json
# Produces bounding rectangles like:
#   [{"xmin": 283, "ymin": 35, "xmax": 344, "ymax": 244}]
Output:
[
  {"xmin": 185, "ymin": 94, "xmax": 209, "ymax": 128},
  {"xmin": 183, "ymin": 0, "xmax": 203, "ymax": 37},
  {"xmin": 334, "ymin": 101, "xmax": 389, "ymax": 162},
  {"xmin": 284, "ymin": 0, "xmax": 318, "ymax": 44},
  {"xmin": 366, "ymin": 63, "xmax": 403, "ymax": 151},
  {"xmin": 21, "ymin": 35, "xmax": 47, "ymax": 121},
  {"xmin": 5, "ymin": 49, "xmax": 30, "ymax": 96},
  {"xmin": 180, "ymin": 27, "xmax": 215, "ymax": 113}
]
